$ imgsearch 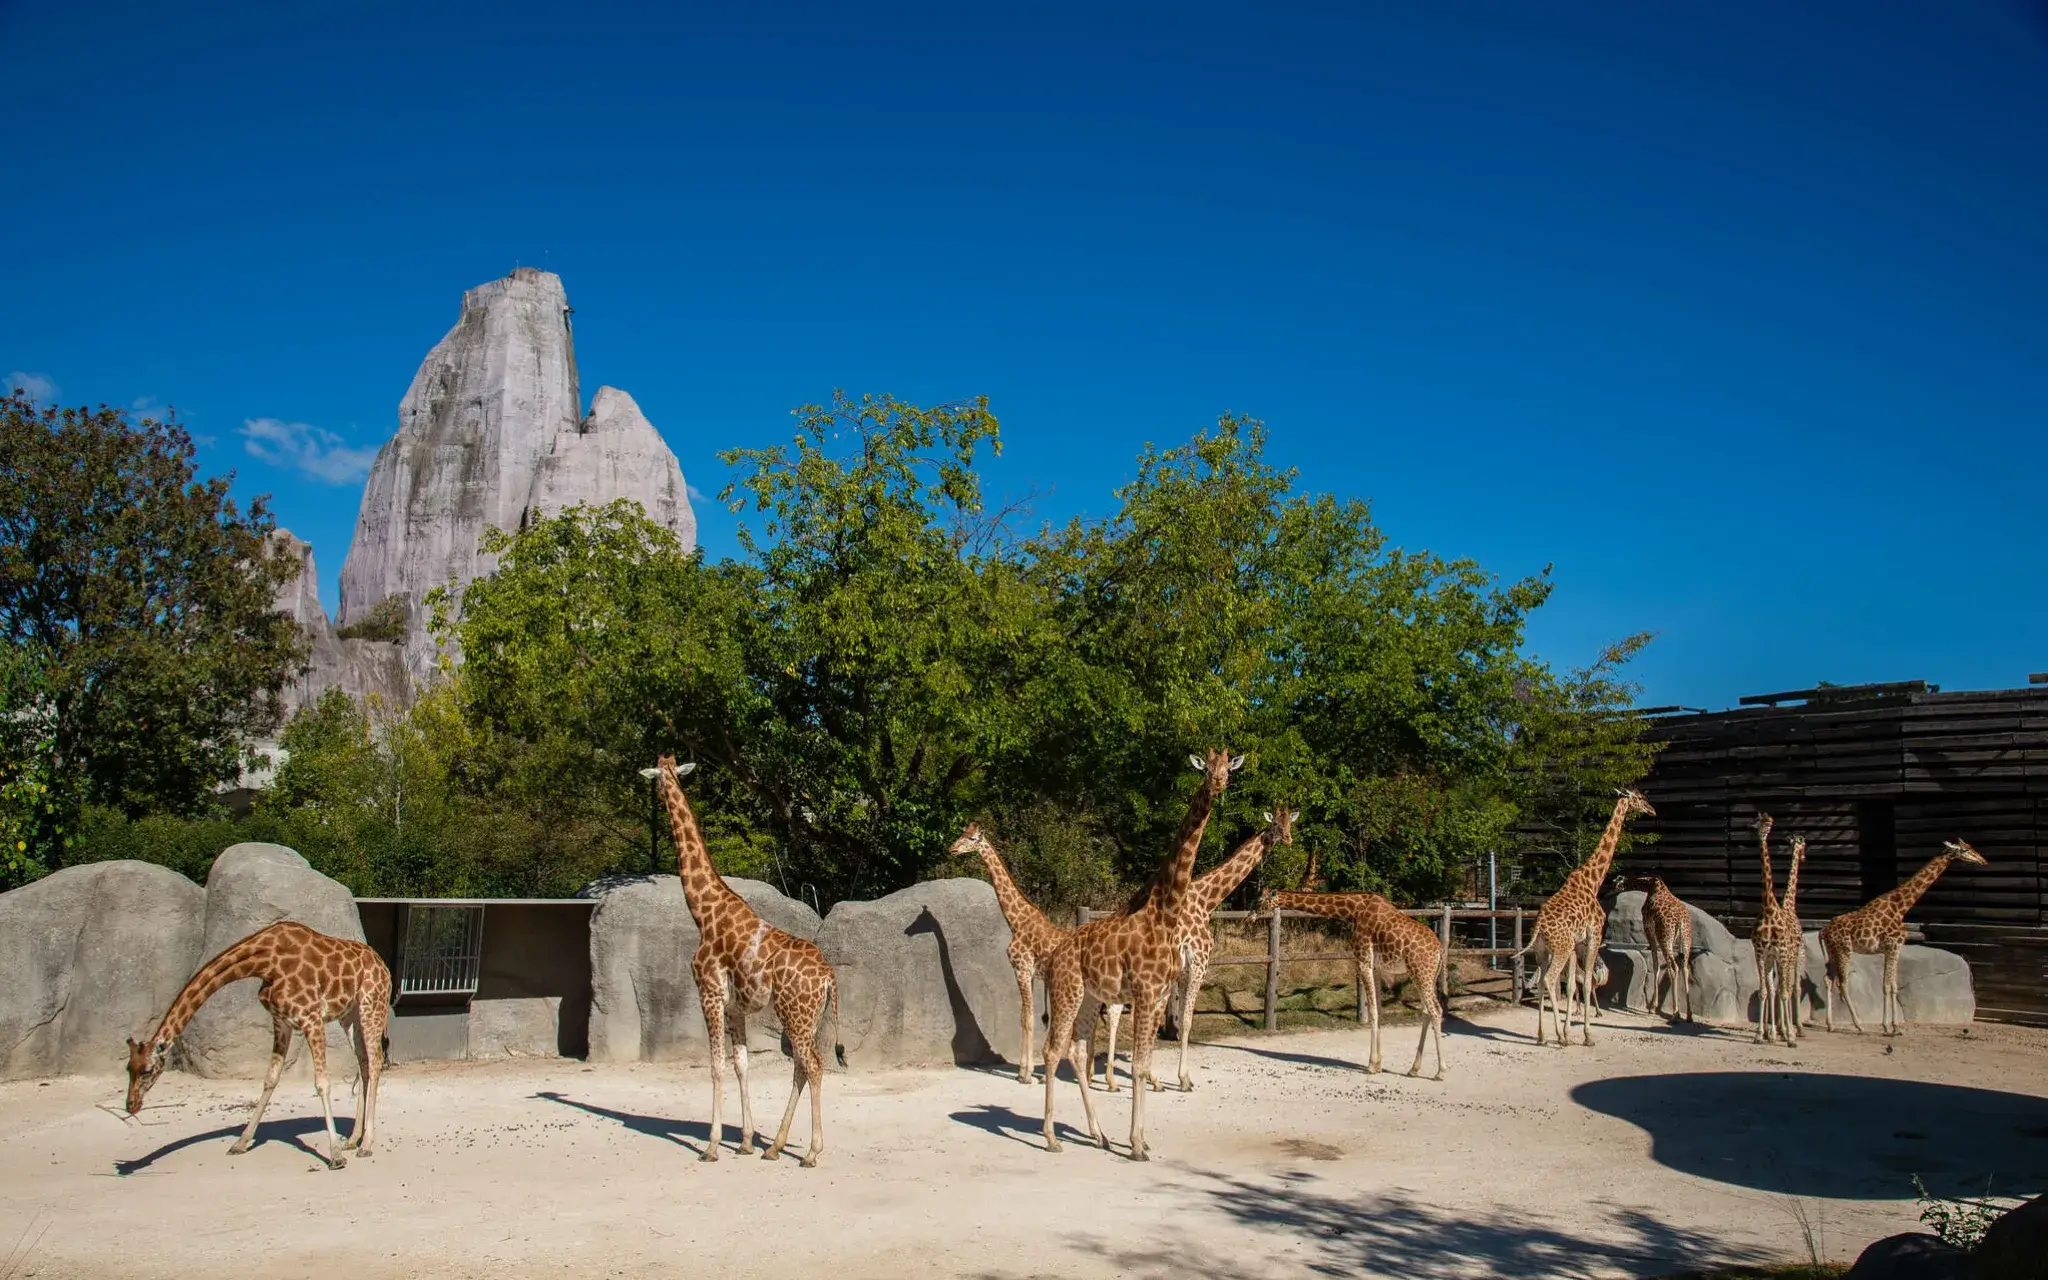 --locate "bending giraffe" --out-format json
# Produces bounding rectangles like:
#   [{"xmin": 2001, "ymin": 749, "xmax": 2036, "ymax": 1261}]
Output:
[
  {"xmin": 948, "ymin": 823, "xmax": 1068, "ymax": 1084},
  {"xmin": 125, "ymin": 921, "xmax": 389, "ymax": 1171},
  {"xmin": 657, "ymin": 755, "xmax": 841, "ymax": 1166},
  {"xmin": 1516, "ymin": 789, "xmax": 1655, "ymax": 1047},
  {"xmin": 1749, "ymin": 815, "xmax": 1803, "ymax": 1046},
  {"xmin": 1820, "ymin": 839, "xmax": 1986, "ymax": 1035},
  {"xmin": 1098, "ymin": 805, "xmax": 1298, "ymax": 1094},
  {"xmin": 1613, "ymin": 872, "xmax": 1694, "ymax": 1022},
  {"xmin": 1039, "ymin": 748, "xmax": 1243, "ymax": 1160},
  {"xmin": 1259, "ymin": 883, "xmax": 1447, "ymax": 1079}
]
